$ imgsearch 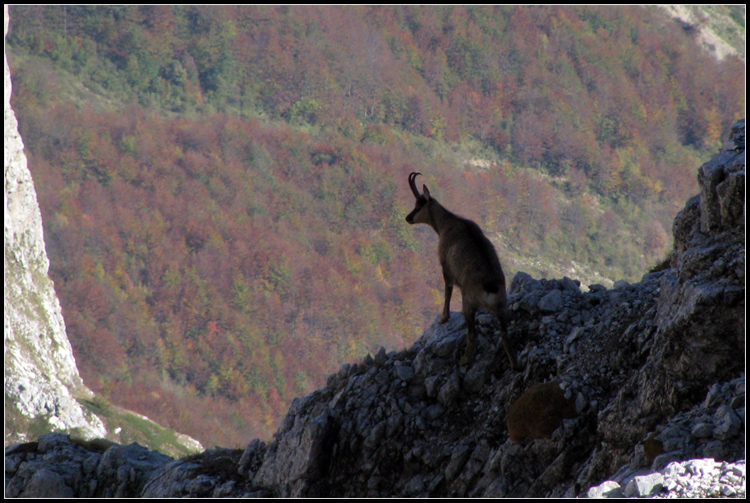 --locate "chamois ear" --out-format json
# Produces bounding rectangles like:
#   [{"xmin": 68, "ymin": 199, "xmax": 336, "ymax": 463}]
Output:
[{"xmin": 423, "ymin": 185, "xmax": 431, "ymax": 200}]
